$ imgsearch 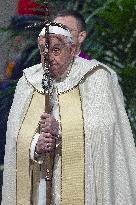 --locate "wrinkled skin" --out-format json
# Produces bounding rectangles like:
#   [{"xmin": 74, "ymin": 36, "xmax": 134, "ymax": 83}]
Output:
[
  {"xmin": 54, "ymin": 16, "xmax": 87, "ymax": 54},
  {"xmin": 36, "ymin": 113, "xmax": 59, "ymax": 153},
  {"xmin": 38, "ymin": 34, "xmax": 76, "ymax": 81}
]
